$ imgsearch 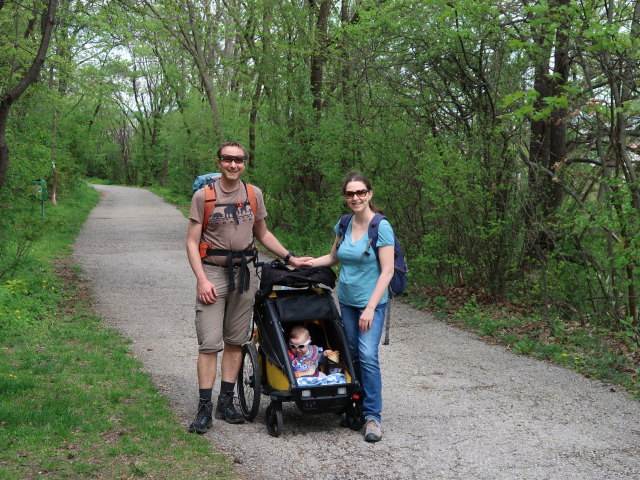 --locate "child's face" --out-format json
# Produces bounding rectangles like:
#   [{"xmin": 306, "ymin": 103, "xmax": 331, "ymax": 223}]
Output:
[{"xmin": 289, "ymin": 333, "xmax": 310, "ymax": 358}]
